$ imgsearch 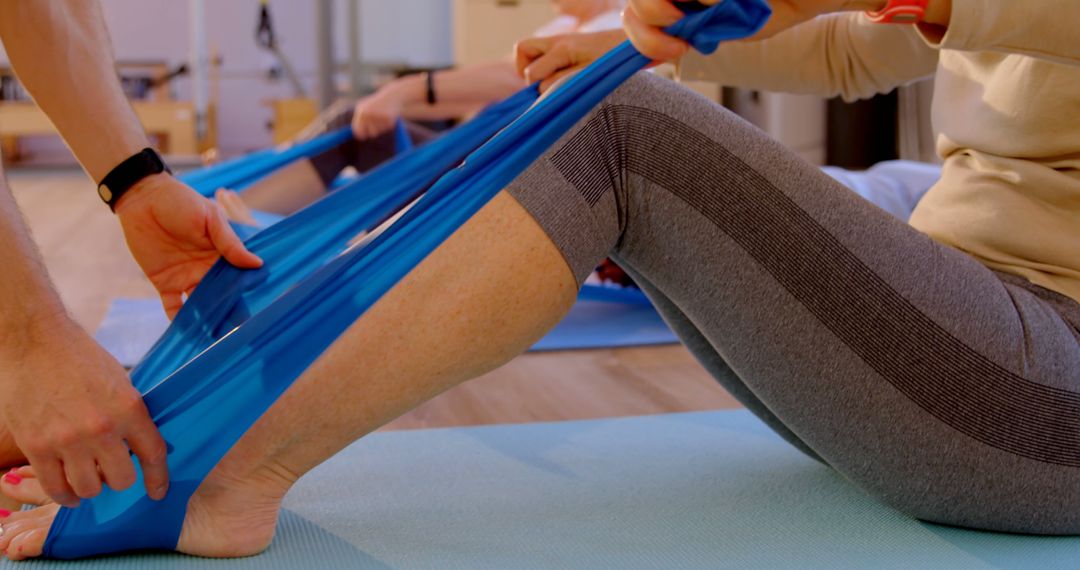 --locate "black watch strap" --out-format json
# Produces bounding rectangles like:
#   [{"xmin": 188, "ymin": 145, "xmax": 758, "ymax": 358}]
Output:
[
  {"xmin": 425, "ymin": 70, "xmax": 437, "ymax": 106},
  {"xmin": 97, "ymin": 148, "xmax": 172, "ymax": 212}
]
